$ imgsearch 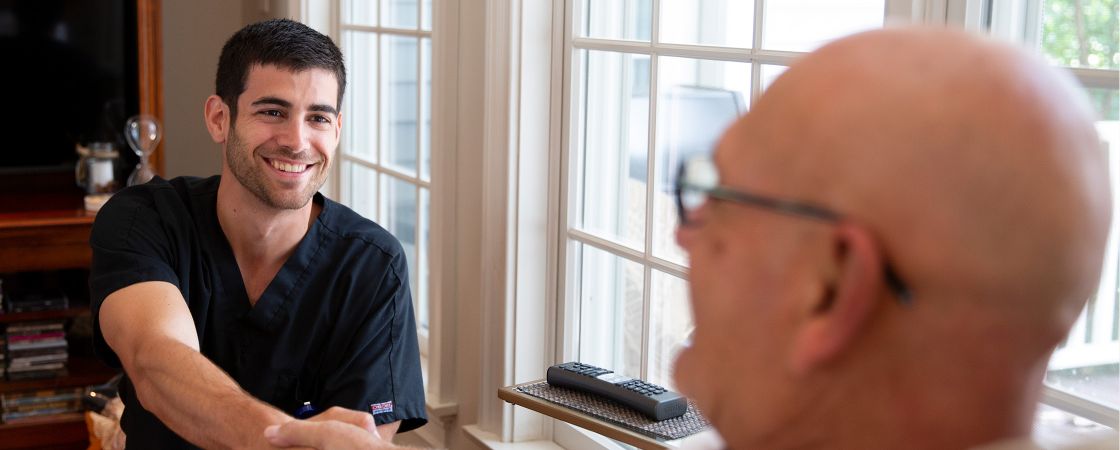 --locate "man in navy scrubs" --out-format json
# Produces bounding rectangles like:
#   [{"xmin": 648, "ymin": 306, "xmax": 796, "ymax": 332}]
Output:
[{"xmin": 89, "ymin": 19, "xmax": 427, "ymax": 449}]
